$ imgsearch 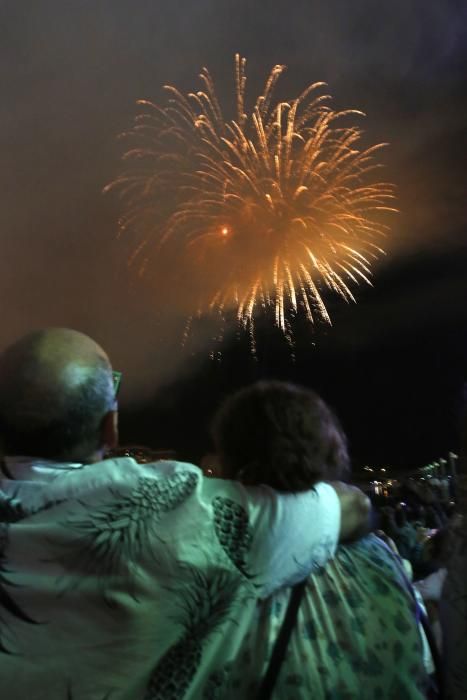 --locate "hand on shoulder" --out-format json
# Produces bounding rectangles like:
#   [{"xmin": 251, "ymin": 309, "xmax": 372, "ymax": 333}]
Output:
[{"xmin": 328, "ymin": 481, "xmax": 372, "ymax": 541}]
